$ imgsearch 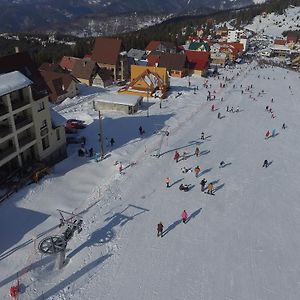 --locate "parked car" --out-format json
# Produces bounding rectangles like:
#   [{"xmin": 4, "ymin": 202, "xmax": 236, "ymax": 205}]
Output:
[
  {"xmin": 116, "ymin": 80, "xmax": 127, "ymax": 86},
  {"xmin": 65, "ymin": 120, "xmax": 86, "ymax": 129}
]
